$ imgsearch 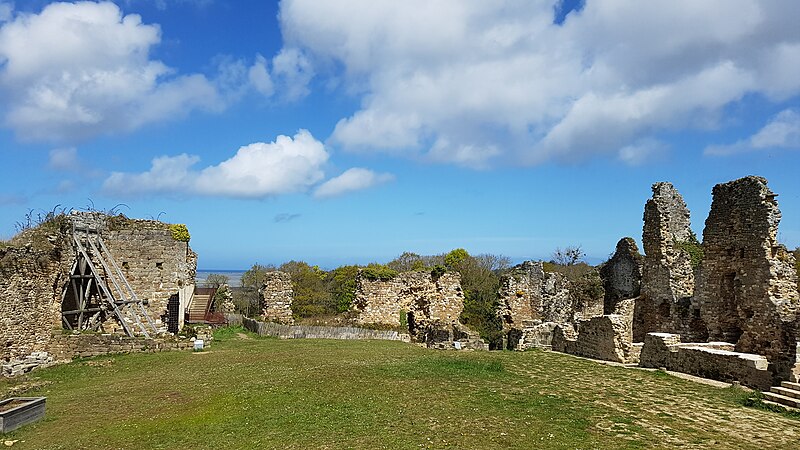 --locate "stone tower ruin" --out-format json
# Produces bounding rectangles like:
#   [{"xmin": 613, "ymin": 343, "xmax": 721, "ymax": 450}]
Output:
[{"xmin": 695, "ymin": 176, "xmax": 799, "ymax": 379}]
